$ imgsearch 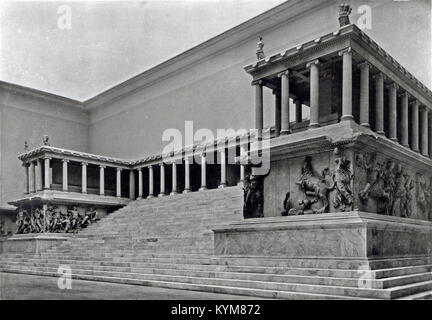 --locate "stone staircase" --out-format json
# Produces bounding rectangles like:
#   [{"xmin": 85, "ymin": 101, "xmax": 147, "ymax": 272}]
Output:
[{"xmin": 1, "ymin": 186, "xmax": 432, "ymax": 299}]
